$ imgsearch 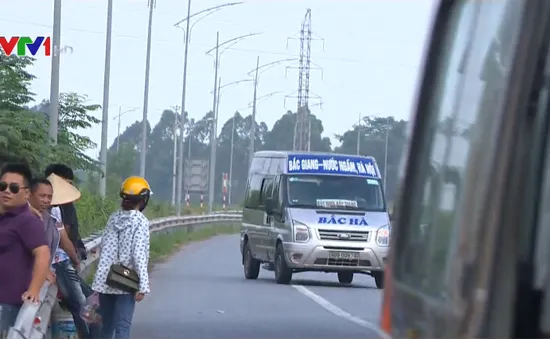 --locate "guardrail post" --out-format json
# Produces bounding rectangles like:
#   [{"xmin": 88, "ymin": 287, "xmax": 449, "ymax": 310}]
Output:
[{"xmin": 222, "ymin": 172, "xmax": 228, "ymax": 211}]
